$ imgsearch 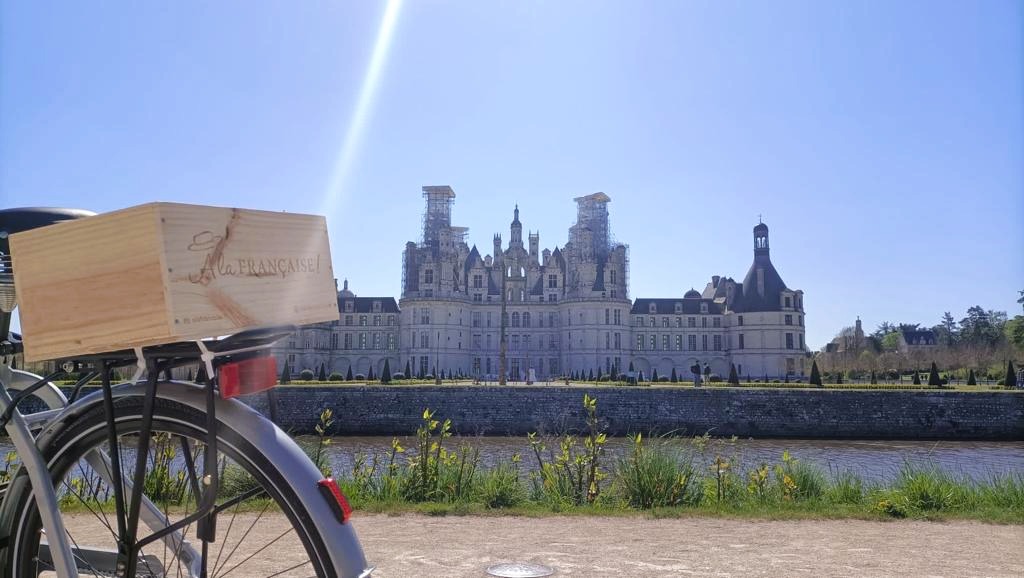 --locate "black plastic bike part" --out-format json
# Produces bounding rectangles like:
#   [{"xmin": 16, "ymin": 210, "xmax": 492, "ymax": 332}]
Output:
[
  {"xmin": 122, "ymin": 358, "xmax": 160, "ymax": 578},
  {"xmin": 67, "ymin": 370, "xmax": 100, "ymax": 403},
  {"xmin": 0, "ymin": 370, "xmax": 66, "ymax": 429},
  {"xmin": 131, "ymin": 363, "xmax": 223, "ymax": 557},
  {"xmin": 99, "ymin": 361, "xmax": 131, "ymax": 577},
  {"xmin": 198, "ymin": 364, "xmax": 220, "ymax": 544}
]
